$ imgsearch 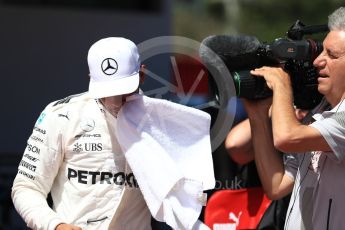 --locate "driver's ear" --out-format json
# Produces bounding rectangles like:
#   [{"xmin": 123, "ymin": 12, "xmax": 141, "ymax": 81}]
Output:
[{"xmin": 139, "ymin": 64, "xmax": 146, "ymax": 83}]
